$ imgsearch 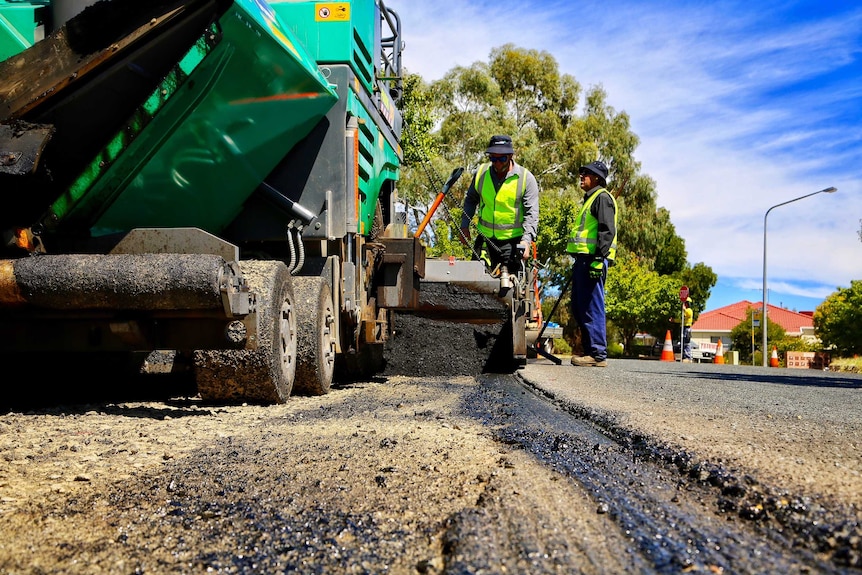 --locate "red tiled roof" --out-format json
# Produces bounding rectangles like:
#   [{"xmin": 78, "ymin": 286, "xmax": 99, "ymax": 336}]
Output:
[{"xmin": 692, "ymin": 300, "xmax": 814, "ymax": 335}]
